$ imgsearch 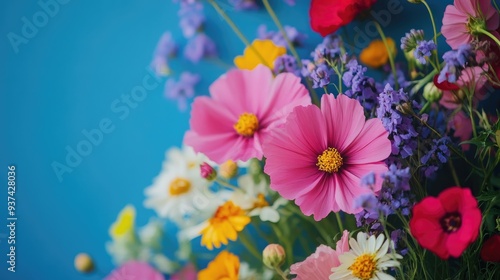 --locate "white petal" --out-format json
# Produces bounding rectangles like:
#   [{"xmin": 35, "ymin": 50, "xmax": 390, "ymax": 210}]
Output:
[
  {"xmin": 375, "ymin": 234, "xmax": 385, "ymax": 251},
  {"xmin": 376, "ymin": 239, "xmax": 389, "ymax": 259},
  {"xmin": 368, "ymin": 234, "xmax": 376, "ymax": 253},
  {"xmin": 375, "ymin": 271, "xmax": 396, "ymax": 280},
  {"xmin": 259, "ymin": 207, "xmax": 280, "ymax": 223}
]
